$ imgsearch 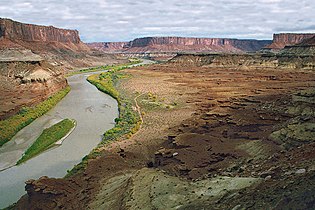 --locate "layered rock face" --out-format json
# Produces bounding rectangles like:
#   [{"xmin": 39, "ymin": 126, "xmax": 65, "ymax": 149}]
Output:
[
  {"xmin": 282, "ymin": 35, "xmax": 315, "ymax": 55},
  {"xmin": 0, "ymin": 18, "xmax": 122, "ymax": 70},
  {"xmin": 0, "ymin": 55, "xmax": 67, "ymax": 119},
  {"xmin": 88, "ymin": 41, "xmax": 129, "ymax": 52},
  {"xmin": 0, "ymin": 18, "xmax": 81, "ymax": 43},
  {"xmin": 88, "ymin": 37, "xmax": 271, "ymax": 54},
  {"xmin": 264, "ymin": 33, "xmax": 315, "ymax": 52},
  {"xmin": 170, "ymin": 53, "xmax": 315, "ymax": 70}
]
